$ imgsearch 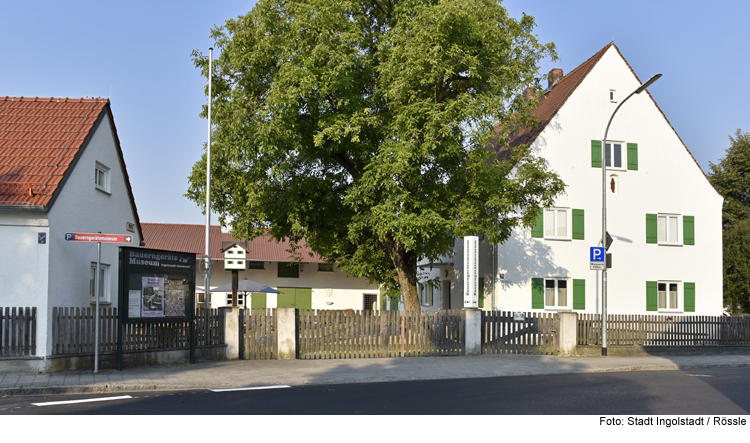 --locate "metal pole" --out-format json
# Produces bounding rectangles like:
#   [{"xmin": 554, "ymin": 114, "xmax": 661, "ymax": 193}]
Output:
[
  {"xmin": 204, "ymin": 48, "xmax": 213, "ymax": 343},
  {"xmin": 94, "ymin": 238, "xmax": 101, "ymax": 372}
]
